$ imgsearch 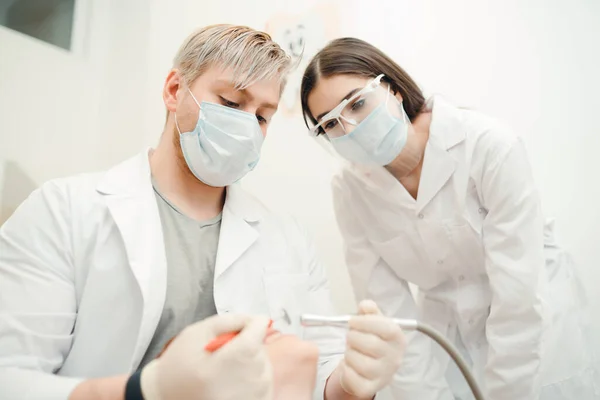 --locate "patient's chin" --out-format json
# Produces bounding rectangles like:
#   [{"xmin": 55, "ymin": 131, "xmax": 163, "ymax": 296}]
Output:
[{"xmin": 266, "ymin": 334, "xmax": 319, "ymax": 400}]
